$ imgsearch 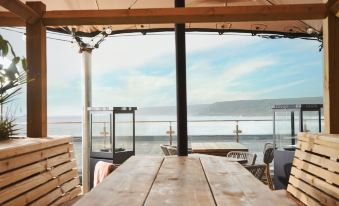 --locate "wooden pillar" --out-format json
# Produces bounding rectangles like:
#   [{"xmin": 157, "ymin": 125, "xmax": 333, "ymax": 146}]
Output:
[
  {"xmin": 323, "ymin": 0, "xmax": 339, "ymax": 134},
  {"xmin": 175, "ymin": 0, "xmax": 188, "ymax": 156},
  {"xmin": 26, "ymin": 2, "xmax": 47, "ymax": 137}
]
